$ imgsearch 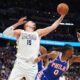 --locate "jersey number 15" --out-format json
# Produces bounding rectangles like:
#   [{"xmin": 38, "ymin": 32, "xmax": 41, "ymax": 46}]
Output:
[{"xmin": 27, "ymin": 40, "xmax": 31, "ymax": 45}]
